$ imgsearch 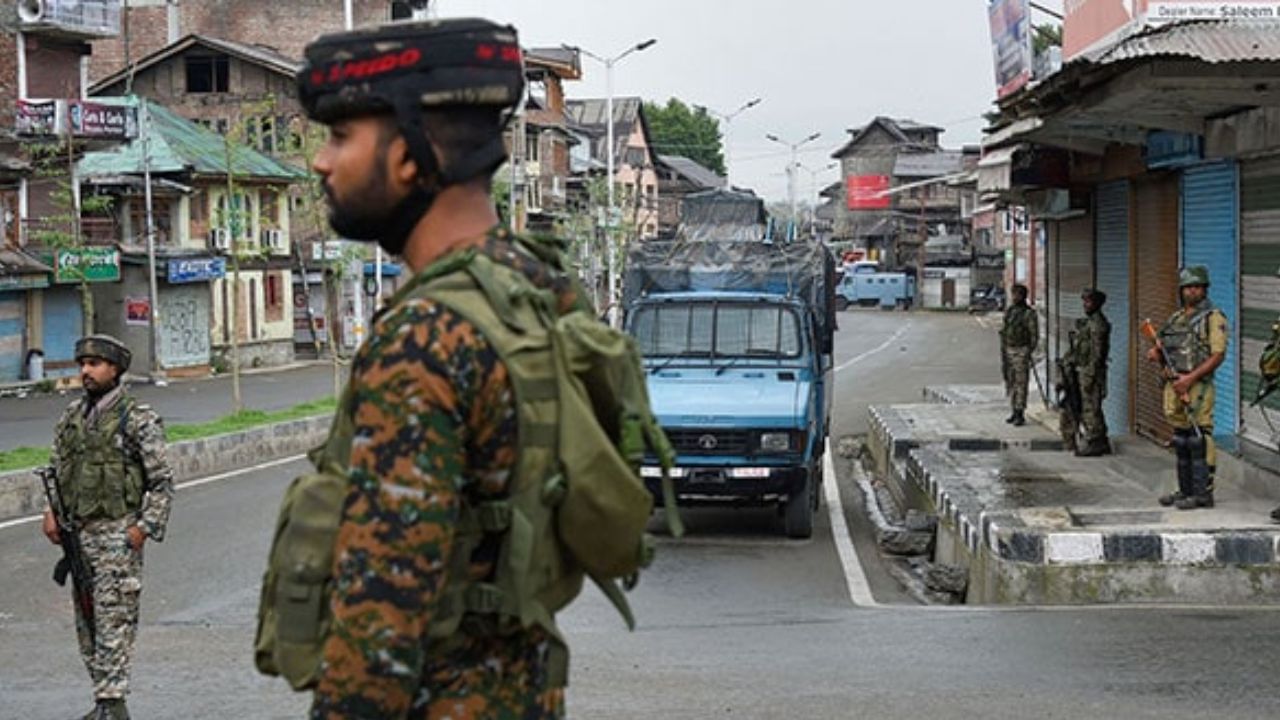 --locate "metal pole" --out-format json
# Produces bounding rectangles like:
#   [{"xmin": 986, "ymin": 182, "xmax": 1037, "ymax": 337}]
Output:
[
  {"xmin": 605, "ymin": 59, "xmax": 617, "ymax": 326},
  {"xmin": 788, "ymin": 147, "xmax": 797, "ymax": 233},
  {"xmin": 141, "ymin": 100, "xmax": 165, "ymax": 383},
  {"xmin": 342, "ymin": 1, "xmax": 365, "ymax": 347}
]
